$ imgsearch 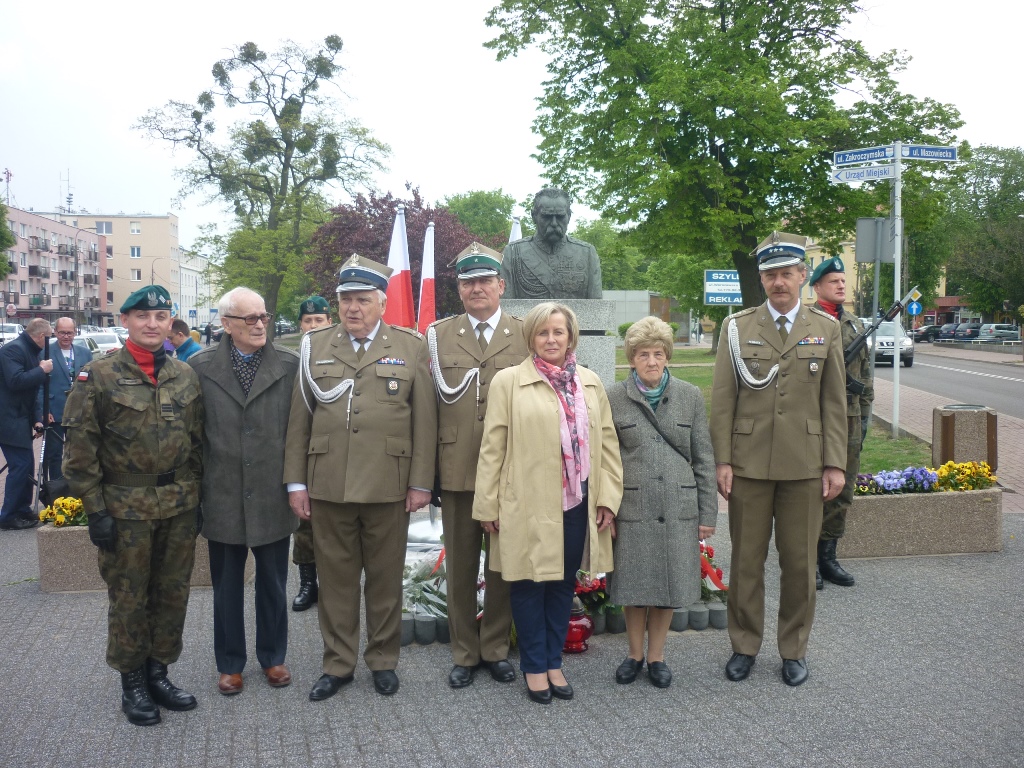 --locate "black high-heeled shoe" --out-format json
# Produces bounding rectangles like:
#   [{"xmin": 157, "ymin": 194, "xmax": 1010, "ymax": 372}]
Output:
[
  {"xmin": 526, "ymin": 685, "xmax": 552, "ymax": 705},
  {"xmin": 549, "ymin": 681, "xmax": 573, "ymax": 700}
]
